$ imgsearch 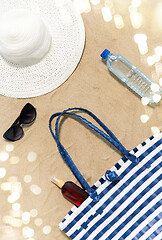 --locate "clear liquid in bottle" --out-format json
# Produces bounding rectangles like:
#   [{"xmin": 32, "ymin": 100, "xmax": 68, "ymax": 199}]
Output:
[{"xmin": 101, "ymin": 49, "xmax": 162, "ymax": 103}]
